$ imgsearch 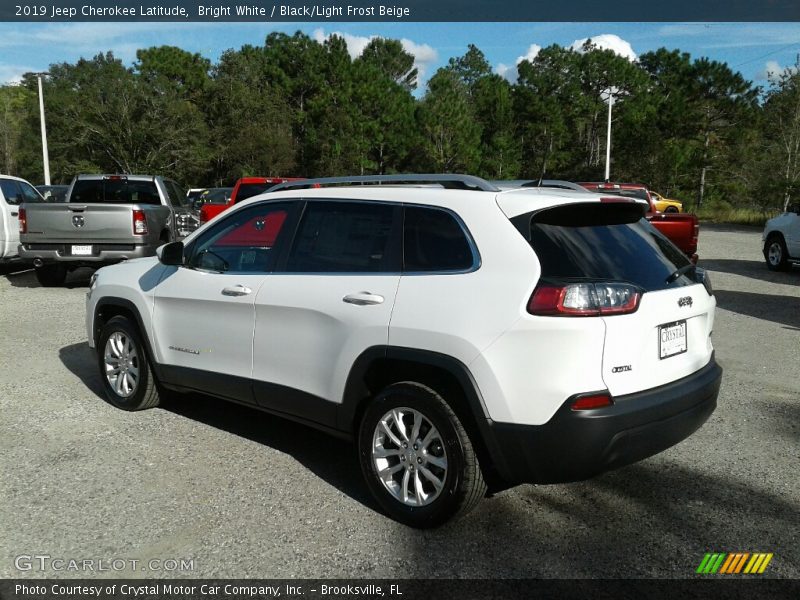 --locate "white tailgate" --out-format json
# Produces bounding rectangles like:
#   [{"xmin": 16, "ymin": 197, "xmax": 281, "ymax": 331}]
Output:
[{"xmin": 601, "ymin": 284, "xmax": 715, "ymax": 396}]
